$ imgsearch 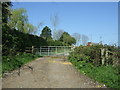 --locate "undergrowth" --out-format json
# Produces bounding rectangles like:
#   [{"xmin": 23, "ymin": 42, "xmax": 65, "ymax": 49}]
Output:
[
  {"xmin": 2, "ymin": 53, "xmax": 42, "ymax": 75},
  {"xmin": 68, "ymin": 45, "xmax": 119, "ymax": 89},
  {"xmin": 69, "ymin": 59, "xmax": 119, "ymax": 89}
]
